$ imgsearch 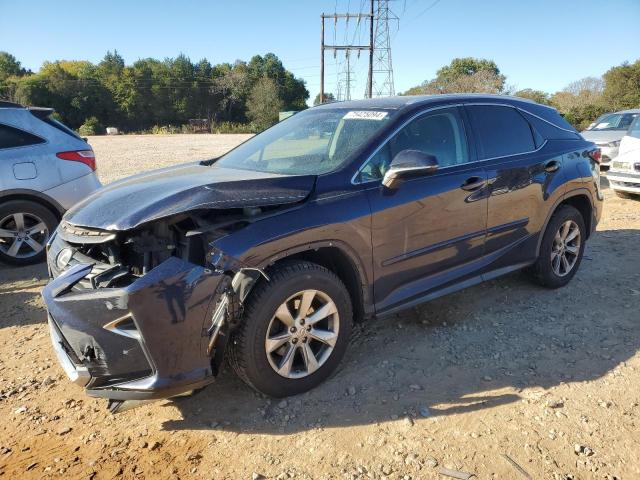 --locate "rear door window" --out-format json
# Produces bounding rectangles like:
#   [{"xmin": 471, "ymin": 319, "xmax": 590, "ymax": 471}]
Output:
[
  {"xmin": 466, "ymin": 105, "xmax": 536, "ymax": 159},
  {"xmin": 0, "ymin": 123, "xmax": 46, "ymax": 149}
]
